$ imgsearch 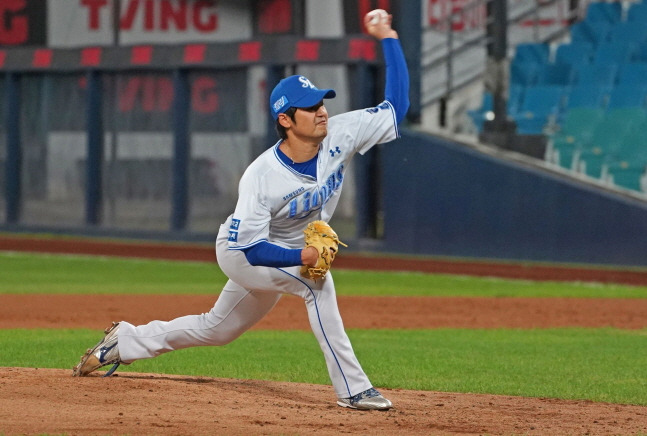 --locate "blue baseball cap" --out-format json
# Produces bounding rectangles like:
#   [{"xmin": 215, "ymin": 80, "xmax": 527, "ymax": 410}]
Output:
[{"xmin": 270, "ymin": 75, "xmax": 336, "ymax": 120}]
